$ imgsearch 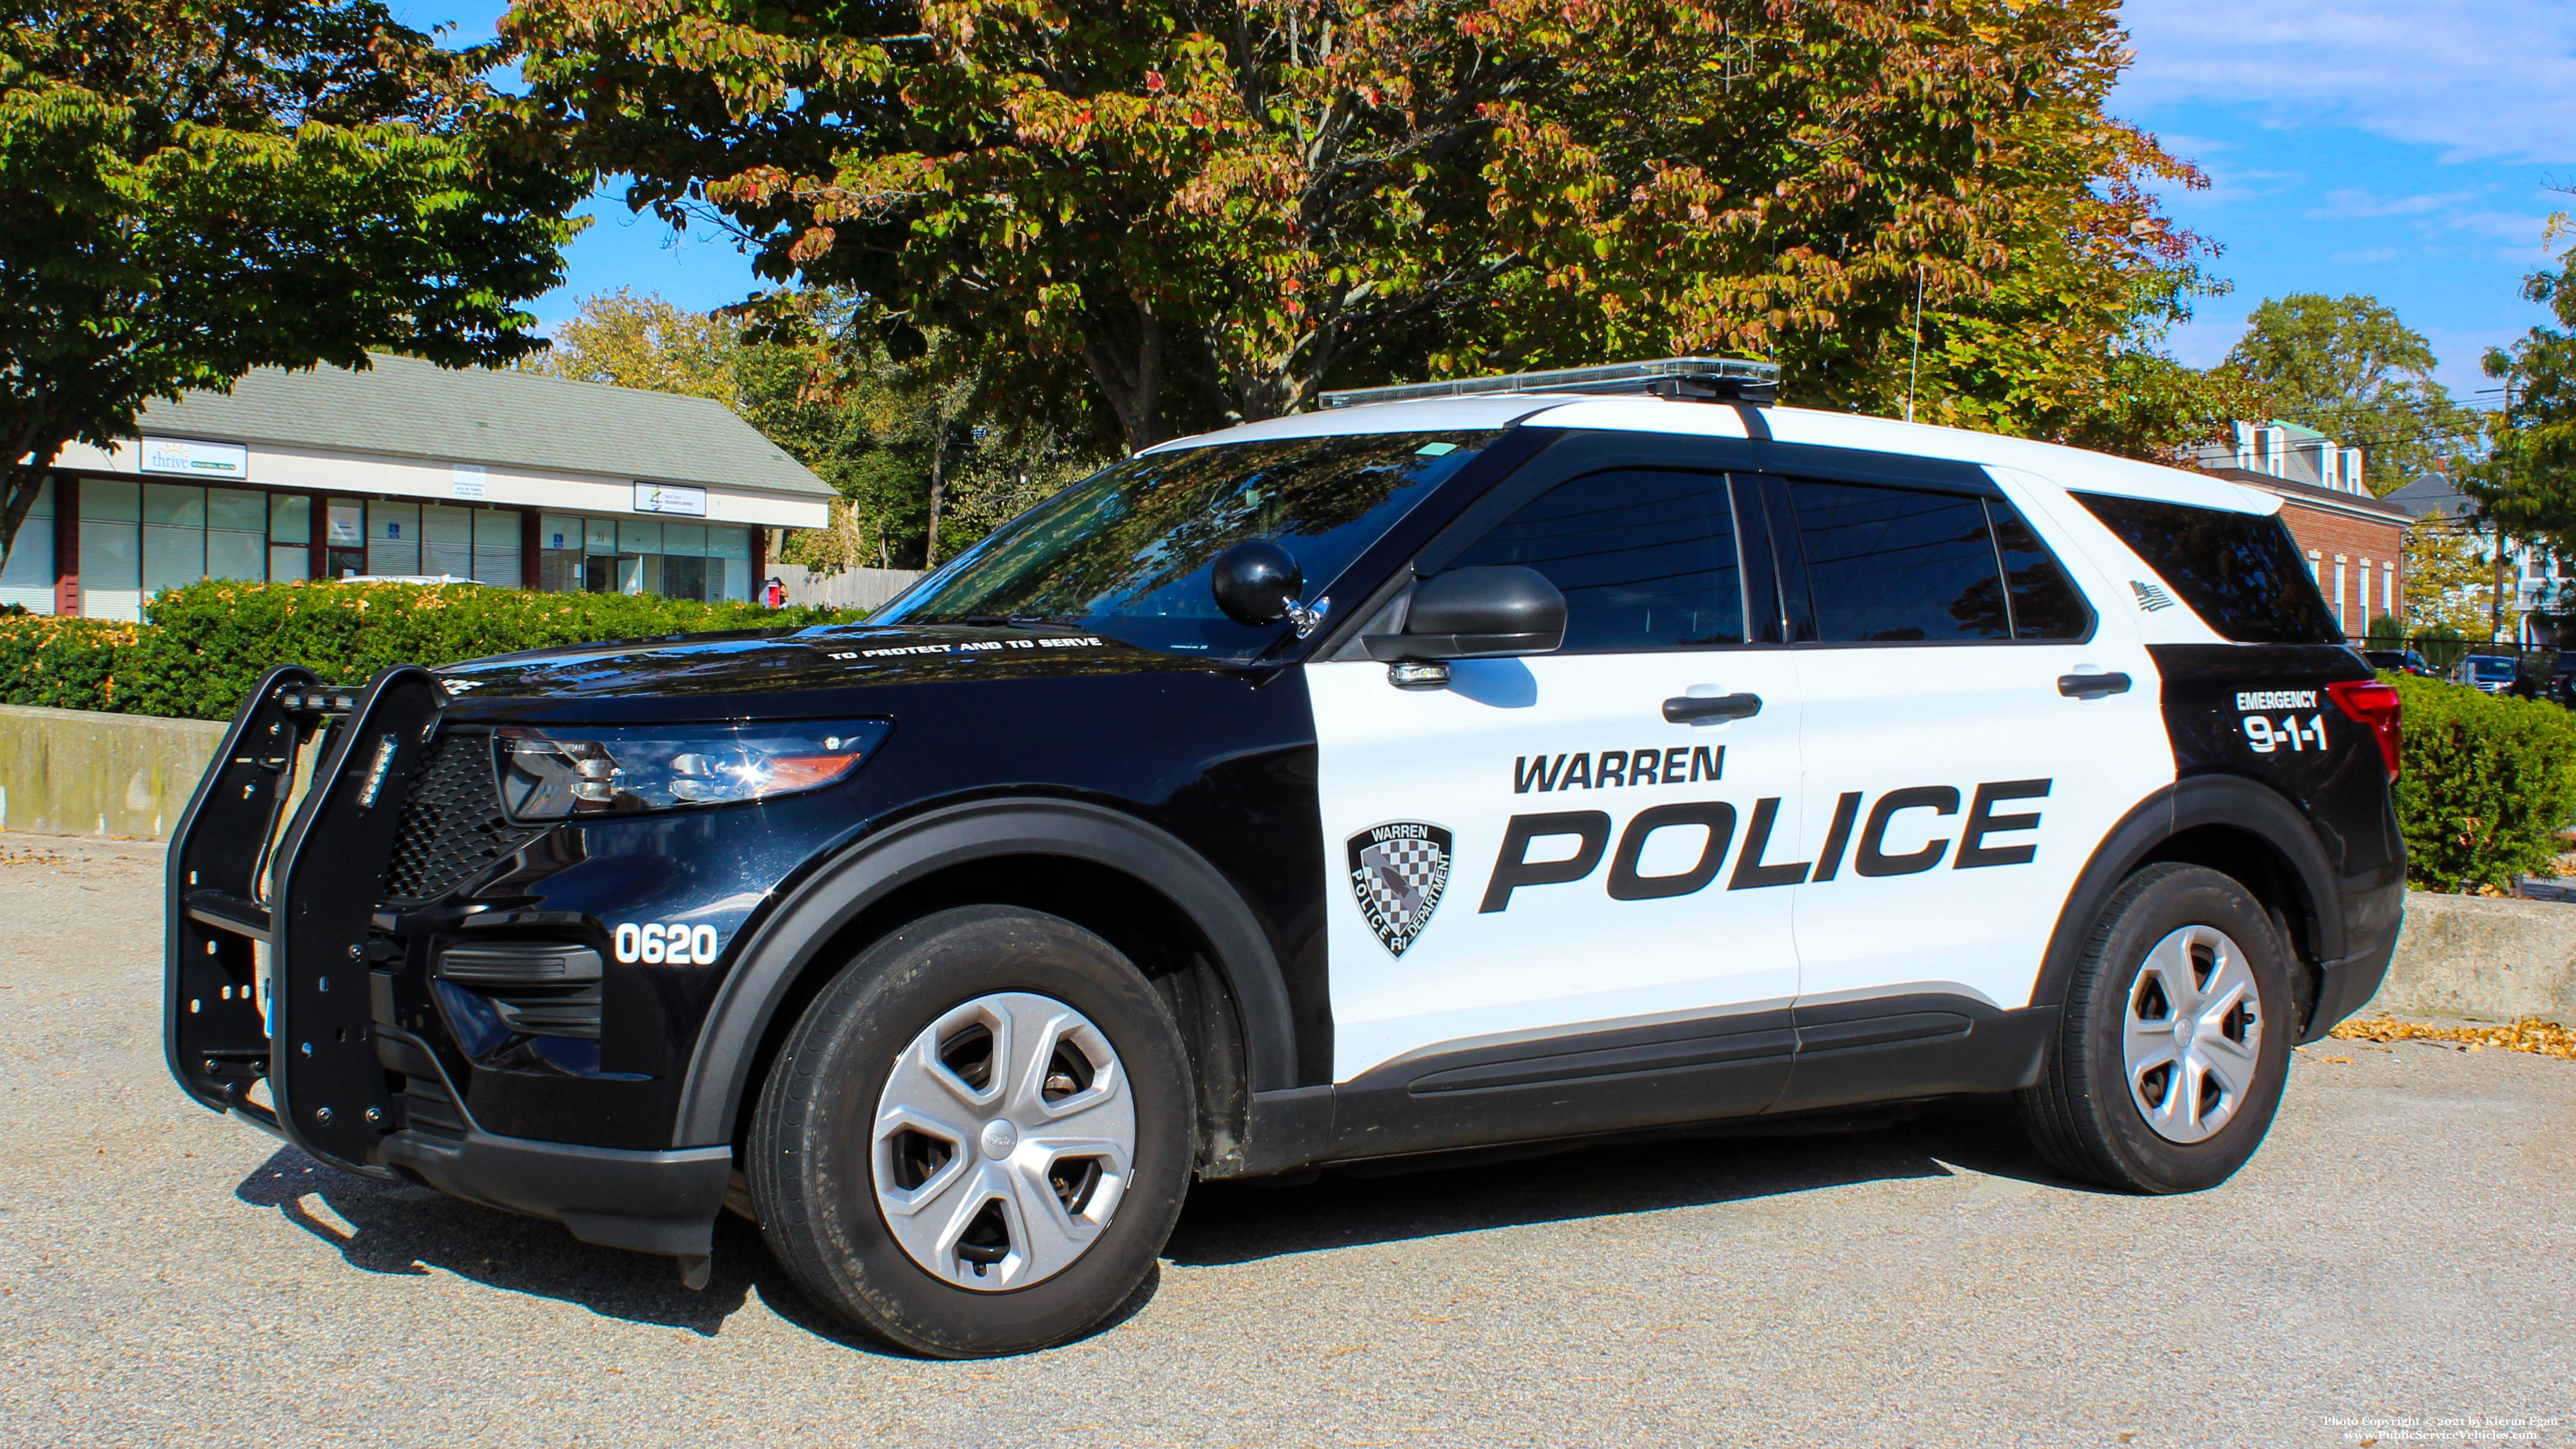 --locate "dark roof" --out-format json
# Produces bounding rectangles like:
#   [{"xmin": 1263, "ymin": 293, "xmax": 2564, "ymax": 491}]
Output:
[
  {"xmin": 2380, "ymin": 473, "xmax": 2473, "ymax": 521},
  {"xmin": 133, "ymin": 352, "xmax": 831, "ymax": 498}
]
